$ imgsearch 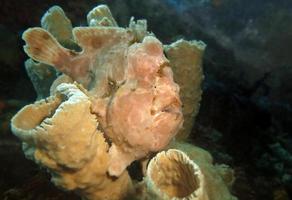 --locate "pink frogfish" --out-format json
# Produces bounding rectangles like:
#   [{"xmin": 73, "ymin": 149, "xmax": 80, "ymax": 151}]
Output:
[{"xmin": 22, "ymin": 12, "xmax": 183, "ymax": 176}]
